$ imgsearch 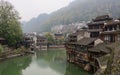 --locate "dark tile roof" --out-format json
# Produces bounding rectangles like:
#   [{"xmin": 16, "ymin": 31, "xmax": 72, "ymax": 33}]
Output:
[
  {"xmin": 77, "ymin": 38, "xmax": 97, "ymax": 45},
  {"xmin": 105, "ymin": 20, "xmax": 120, "ymax": 26},
  {"xmin": 36, "ymin": 35, "xmax": 46, "ymax": 39},
  {"xmin": 100, "ymin": 31, "xmax": 120, "ymax": 35},
  {"xmin": 93, "ymin": 15, "xmax": 113, "ymax": 22},
  {"xmin": 87, "ymin": 21, "xmax": 105, "ymax": 25},
  {"xmin": 95, "ymin": 15, "xmax": 109, "ymax": 20},
  {"xmin": 87, "ymin": 29, "xmax": 102, "ymax": 32},
  {"xmin": 54, "ymin": 33, "xmax": 63, "ymax": 36},
  {"xmin": 88, "ymin": 43, "xmax": 111, "ymax": 53},
  {"xmin": 76, "ymin": 29, "xmax": 88, "ymax": 35},
  {"xmin": 68, "ymin": 33, "xmax": 77, "ymax": 37}
]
